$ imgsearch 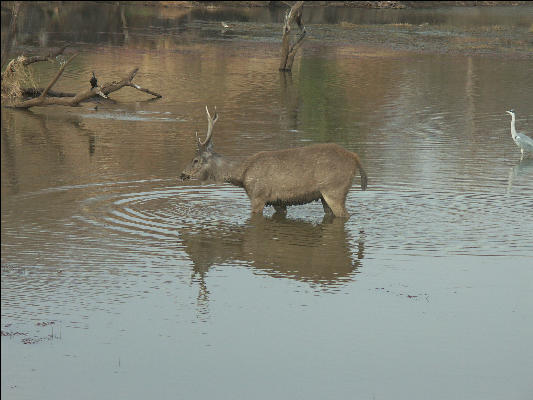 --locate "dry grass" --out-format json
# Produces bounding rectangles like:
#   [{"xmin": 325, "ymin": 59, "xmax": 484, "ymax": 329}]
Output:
[{"xmin": 1, "ymin": 56, "xmax": 38, "ymax": 101}]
